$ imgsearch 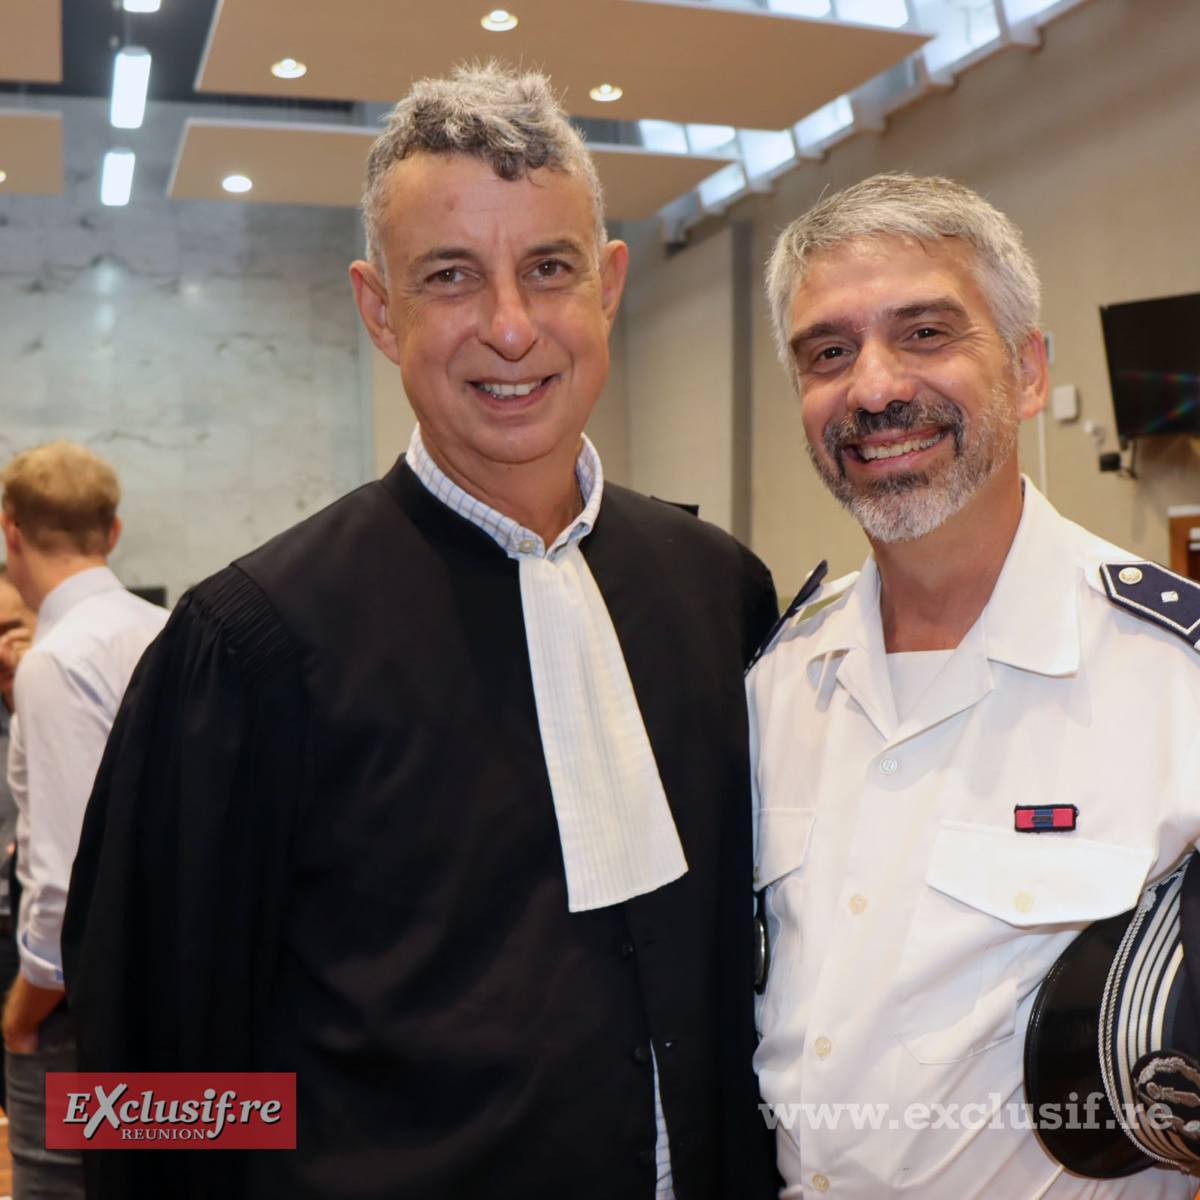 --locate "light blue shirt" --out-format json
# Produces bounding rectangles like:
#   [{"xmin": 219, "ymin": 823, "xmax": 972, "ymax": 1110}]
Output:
[{"xmin": 7, "ymin": 567, "xmax": 167, "ymax": 989}]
